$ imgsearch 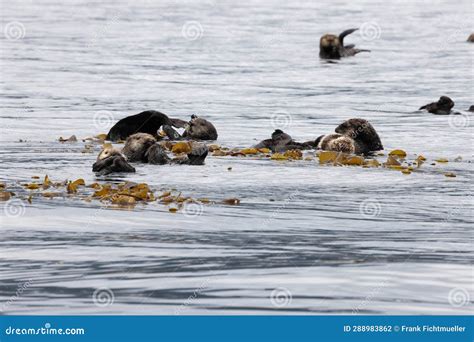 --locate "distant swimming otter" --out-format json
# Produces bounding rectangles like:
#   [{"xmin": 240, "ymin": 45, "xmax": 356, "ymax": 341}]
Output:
[
  {"xmin": 468, "ymin": 34, "xmax": 474, "ymax": 42},
  {"xmin": 319, "ymin": 28, "xmax": 370, "ymax": 59},
  {"xmin": 92, "ymin": 145, "xmax": 135, "ymax": 176},
  {"xmin": 419, "ymin": 96, "xmax": 454, "ymax": 115},
  {"xmin": 123, "ymin": 133, "xmax": 208, "ymax": 165},
  {"xmin": 106, "ymin": 110, "xmax": 187, "ymax": 141},
  {"xmin": 163, "ymin": 114, "xmax": 218, "ymax": 141},
  {"xmin": 254, "ymin": 129, "xmax": 315, "ymax": 152},
  {"xmin": 468, "ymin": 105, "xmax": 474, "ymax": 112}
]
